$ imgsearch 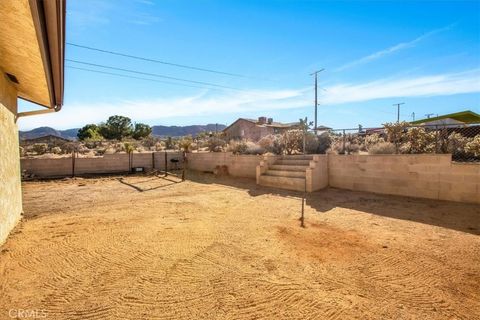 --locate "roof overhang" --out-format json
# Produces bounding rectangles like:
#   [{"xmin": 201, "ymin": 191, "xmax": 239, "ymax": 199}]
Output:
[{"xmin": 0, "ymin": 0, "xmax": 65, "ymax": 110}]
